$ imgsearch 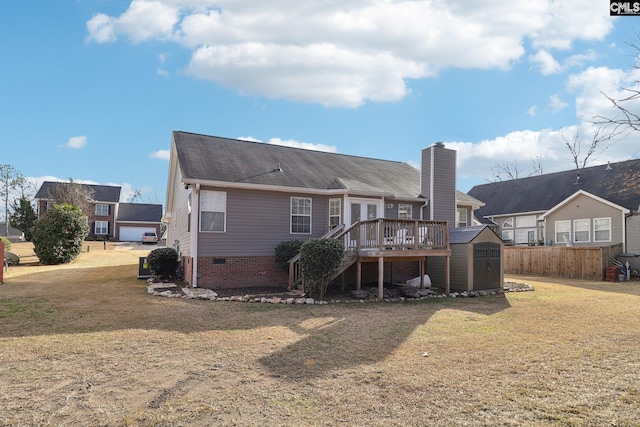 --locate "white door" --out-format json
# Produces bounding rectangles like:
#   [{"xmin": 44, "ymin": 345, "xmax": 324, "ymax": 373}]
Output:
[{"xmin": 347, "ymin": 199, "xmax": 382, "ymax": 247}]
